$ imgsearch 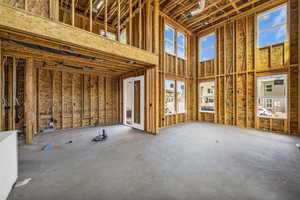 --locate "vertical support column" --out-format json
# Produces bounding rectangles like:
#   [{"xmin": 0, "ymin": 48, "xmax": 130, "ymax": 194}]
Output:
[
  {"xmin": 146, "ymin": 0, "xmax": 152, "ymax": 52},
  {"xmin": 11, "ymin": 57, "xmax": 16, "ymax": 130},
  {"xmin": 298, "ymin": 0, "xmax": 300, "ymax": 134},
  {"xmin": 117, "ymin": 0, "xmax": 121, "ymax": 41},
  {"xmin": 72, "ymin": 0, "xmax": 75, "ymax": 26},
  {"xmin": 153, "ymin": 0, "xmax": 160, "ymax": 133},
  {"xmin": 104, "ymin": 0, "xmax": 108, "ymax": 35},
  {"xmin": 25, "ymin": 58, "xmax": 33, "ymax": 144},
  {"xmin": 139, "ymin": 0, "xmax": 142, "ymax": 48},
  {"xmin": 90, "ymin": 0, "xmax": 93, "ymax": 32},
  {"xmin": 0, "ymin": 40, "xmax": 2, "ymax": 130},
  {"xmin": 50, "ymin": 0, "xmax": 60, "ymax": 20},
  {"xmin": 129, "ymin": 0, "xmax": 132, "ymax": 46},
  {"xmin": 153, "ymin": 0, "xmax": 159, "ymax": 55}
]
